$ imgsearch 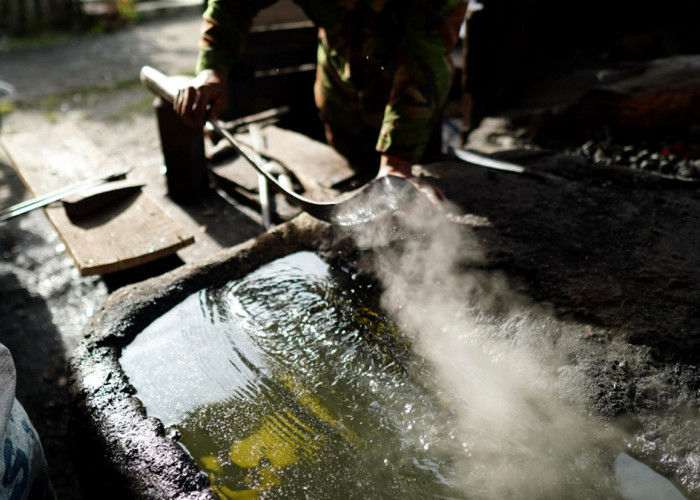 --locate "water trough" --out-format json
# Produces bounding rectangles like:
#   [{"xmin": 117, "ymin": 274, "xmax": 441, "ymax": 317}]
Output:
[
  {"xmin": 67, "ymin": 170, "xmax": 699, "ymax": 499},
  {"xmin": 68, "ymin": 214, "xmax": 337, "ymax": 498},
  {"xmin": 69, "ymin": 213, "xmax": 461, "ymax": 498}
]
